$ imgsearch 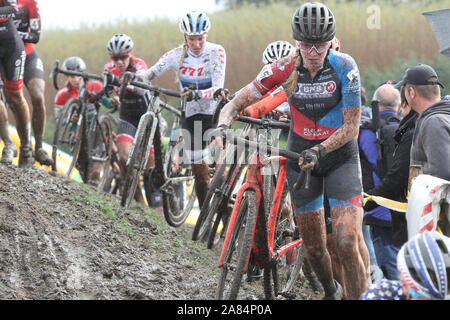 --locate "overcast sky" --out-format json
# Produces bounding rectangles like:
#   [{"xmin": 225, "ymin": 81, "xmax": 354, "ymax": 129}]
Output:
[{"xmin": 39, "ymin": 0, "xmax": 224, "ymax": 29}]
